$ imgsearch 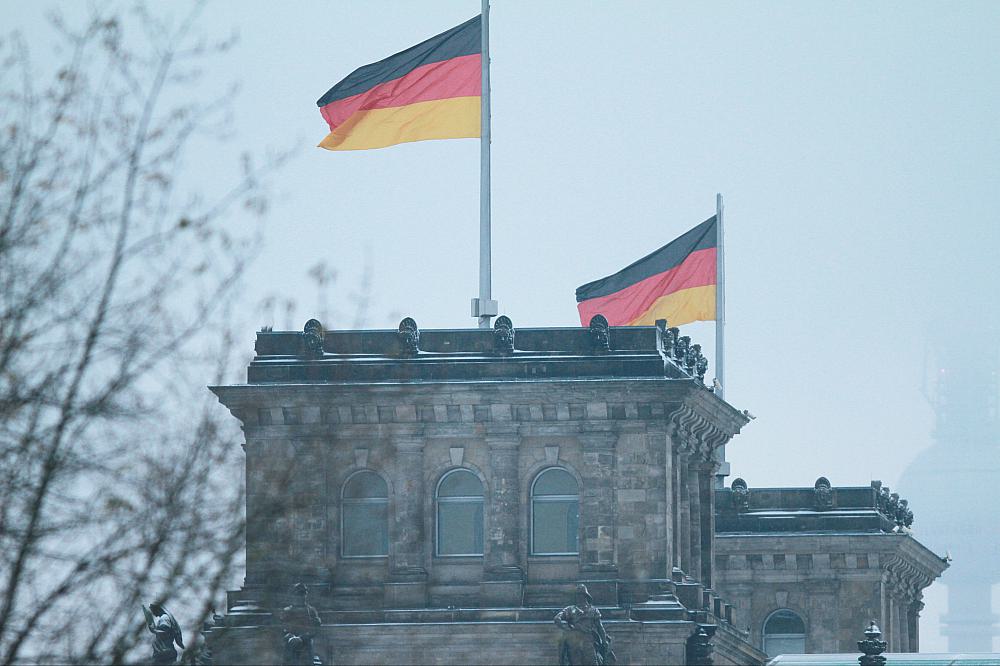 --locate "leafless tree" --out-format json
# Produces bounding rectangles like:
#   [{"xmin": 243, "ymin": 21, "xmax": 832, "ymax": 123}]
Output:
[{"xmin": 0, "ymin": 4, "xmax": 283, "ymax": 663}]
